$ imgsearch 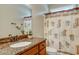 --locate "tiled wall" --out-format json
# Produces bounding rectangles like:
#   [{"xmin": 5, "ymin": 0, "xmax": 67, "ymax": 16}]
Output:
[{"xmin": 44, "ymin": 9, "xmax": 79, "ymax": 54}]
